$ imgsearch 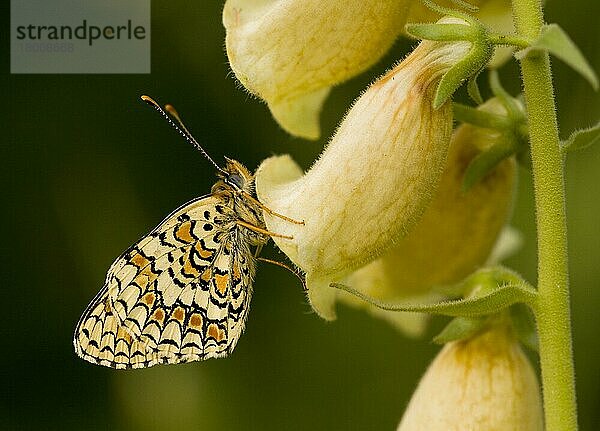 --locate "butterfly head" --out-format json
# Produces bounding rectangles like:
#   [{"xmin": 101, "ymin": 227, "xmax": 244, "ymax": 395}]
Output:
[{"xmin": 217, "ymin": 158, "xmax": 255, "ymax": 194}]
